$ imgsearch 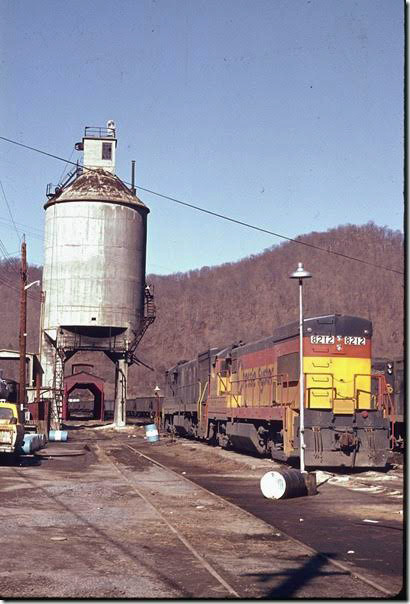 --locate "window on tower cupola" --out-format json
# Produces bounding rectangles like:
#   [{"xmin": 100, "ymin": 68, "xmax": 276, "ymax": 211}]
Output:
[{"xmin": 102, "ymin": 142, "xmax": 112, "ymax": 160}]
